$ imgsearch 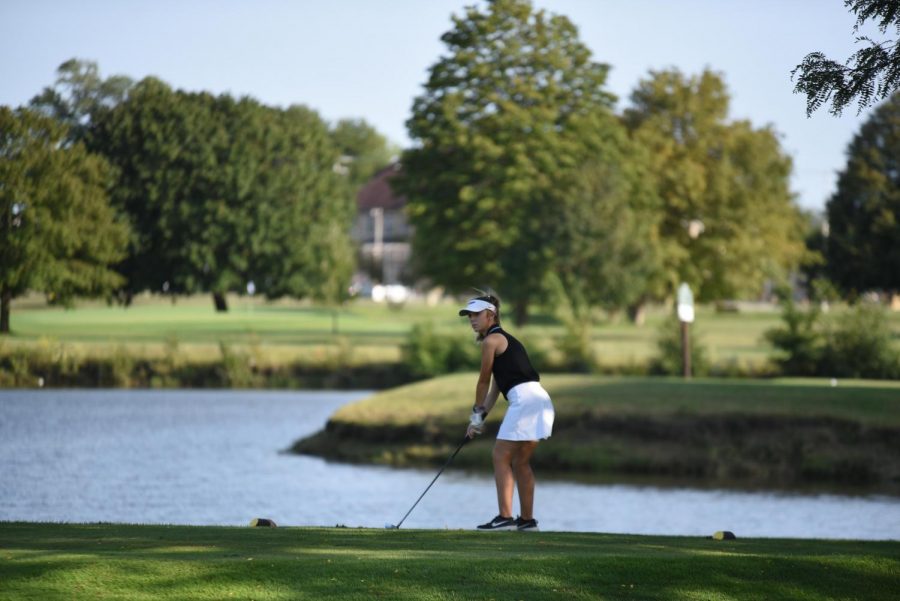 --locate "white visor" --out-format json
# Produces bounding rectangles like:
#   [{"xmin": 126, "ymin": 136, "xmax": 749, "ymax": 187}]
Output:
[{"xmin": 459, "ymin": 299, "xmax": 496, "ymax": 316}]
